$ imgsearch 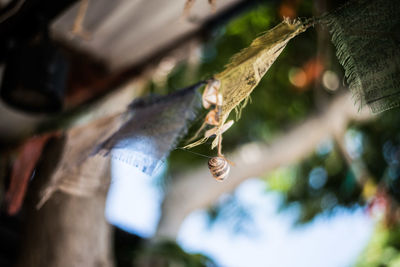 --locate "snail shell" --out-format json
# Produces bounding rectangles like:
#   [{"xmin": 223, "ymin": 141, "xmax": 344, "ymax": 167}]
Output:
[{"xmin": 208, "ymin": 157, "xmax": 230, "ymax": 182}]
